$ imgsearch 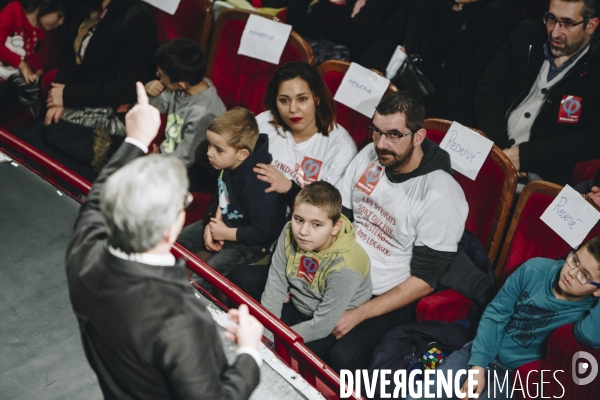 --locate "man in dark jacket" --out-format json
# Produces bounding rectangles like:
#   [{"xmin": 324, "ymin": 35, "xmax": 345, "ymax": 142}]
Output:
[
  {"xmin": 474, "ymin": 0, "xmax": 600, "ymax": 185},
  {"xmin": 65, "ymin": 83, "xmax": 263, "ymax": 399}
]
